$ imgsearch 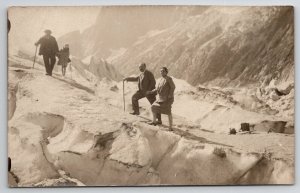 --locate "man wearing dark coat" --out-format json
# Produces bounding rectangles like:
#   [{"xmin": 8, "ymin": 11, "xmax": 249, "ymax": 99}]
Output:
[
  {"xmin": 35, "ymin": 29, "xmax": 59, "ymax": 76},
  {"xmin": 124, "ymin": 63, "xmax": 162, "ymax": 124}
]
